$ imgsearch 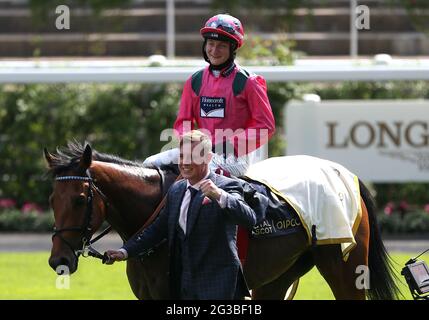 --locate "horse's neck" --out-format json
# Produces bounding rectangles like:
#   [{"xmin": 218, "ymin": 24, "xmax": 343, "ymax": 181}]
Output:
[{"xmin": 90, "ymin": 161, "xmax": 163, "ymax": 240}]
